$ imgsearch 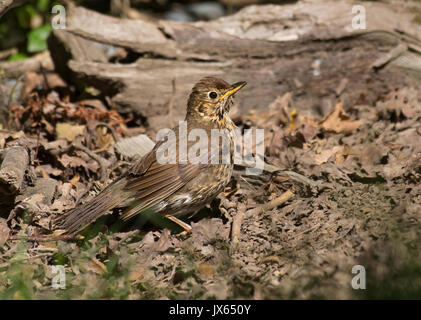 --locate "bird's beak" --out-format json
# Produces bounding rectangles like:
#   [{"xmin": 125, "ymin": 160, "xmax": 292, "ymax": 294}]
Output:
[{"xmin": 220, "ymin": 81, "xmax": 247, "ymax": 101}]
